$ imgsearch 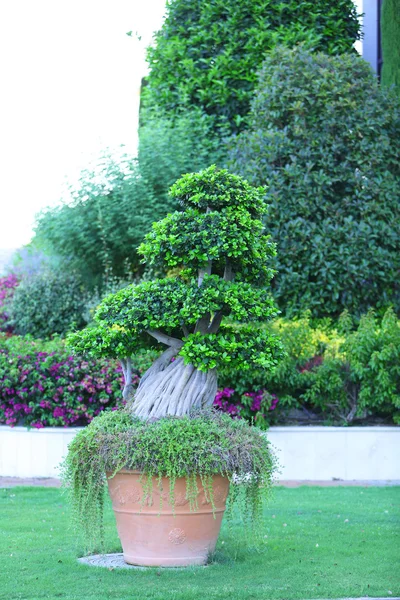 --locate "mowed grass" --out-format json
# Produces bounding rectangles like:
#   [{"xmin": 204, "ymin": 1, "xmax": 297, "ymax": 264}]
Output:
[{"xmin": 0, "ymin": 486, "xmax": 399, "ymax": 600}]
